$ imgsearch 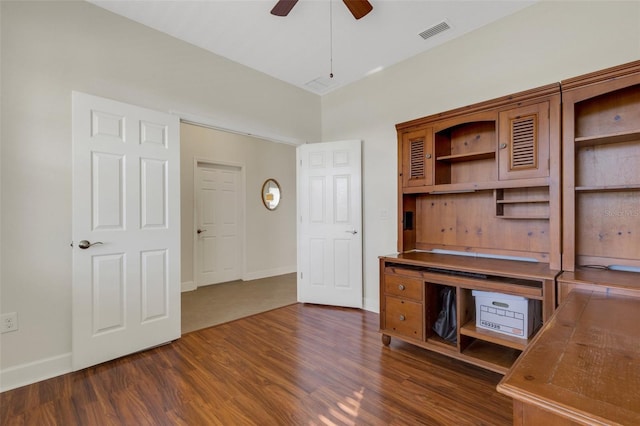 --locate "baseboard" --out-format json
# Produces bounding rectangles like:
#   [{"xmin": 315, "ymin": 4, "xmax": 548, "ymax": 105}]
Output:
[
  {"xmin": 181, "ymin": 281, "xmax": 196, "ymax": 292},
  {"xmin": 0, "ymin": 352, "xmax": 72, "ymax": 392},
  {"xmin": 243, "ymin": 265, "xmax": 296, "ymax": 281},
  {"xmin": 363, "ymin": 296, "xmax": 379, "ymax": 314}
]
